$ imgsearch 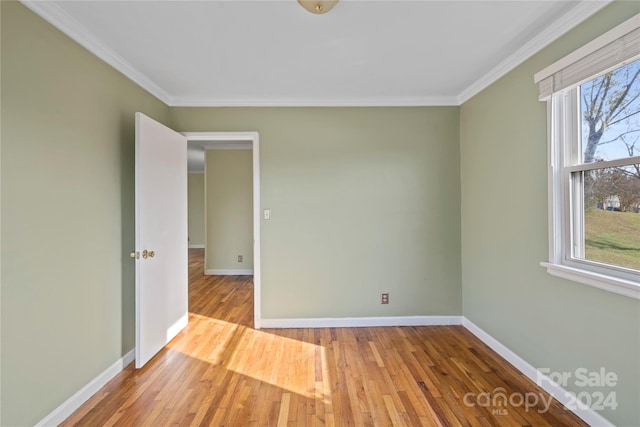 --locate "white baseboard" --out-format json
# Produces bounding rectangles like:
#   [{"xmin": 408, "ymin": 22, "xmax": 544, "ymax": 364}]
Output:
[
  {"xmin": 258, "ymin": 315, "xmax": 463, "ymax": 329},
  {"xmin": 35, "ymin": 349, "xmax": 135, "ymax": 427},
  {"xmin": 188, "ymin": 244, "xmax": 204, "ymax": 249},
  {"xmin": 205, "ymin": 269, "xmax": 254, "ymax": 275},
  {"xmin": 462, "ymin": 317, "xmax": 614, "ymax": 427}
]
